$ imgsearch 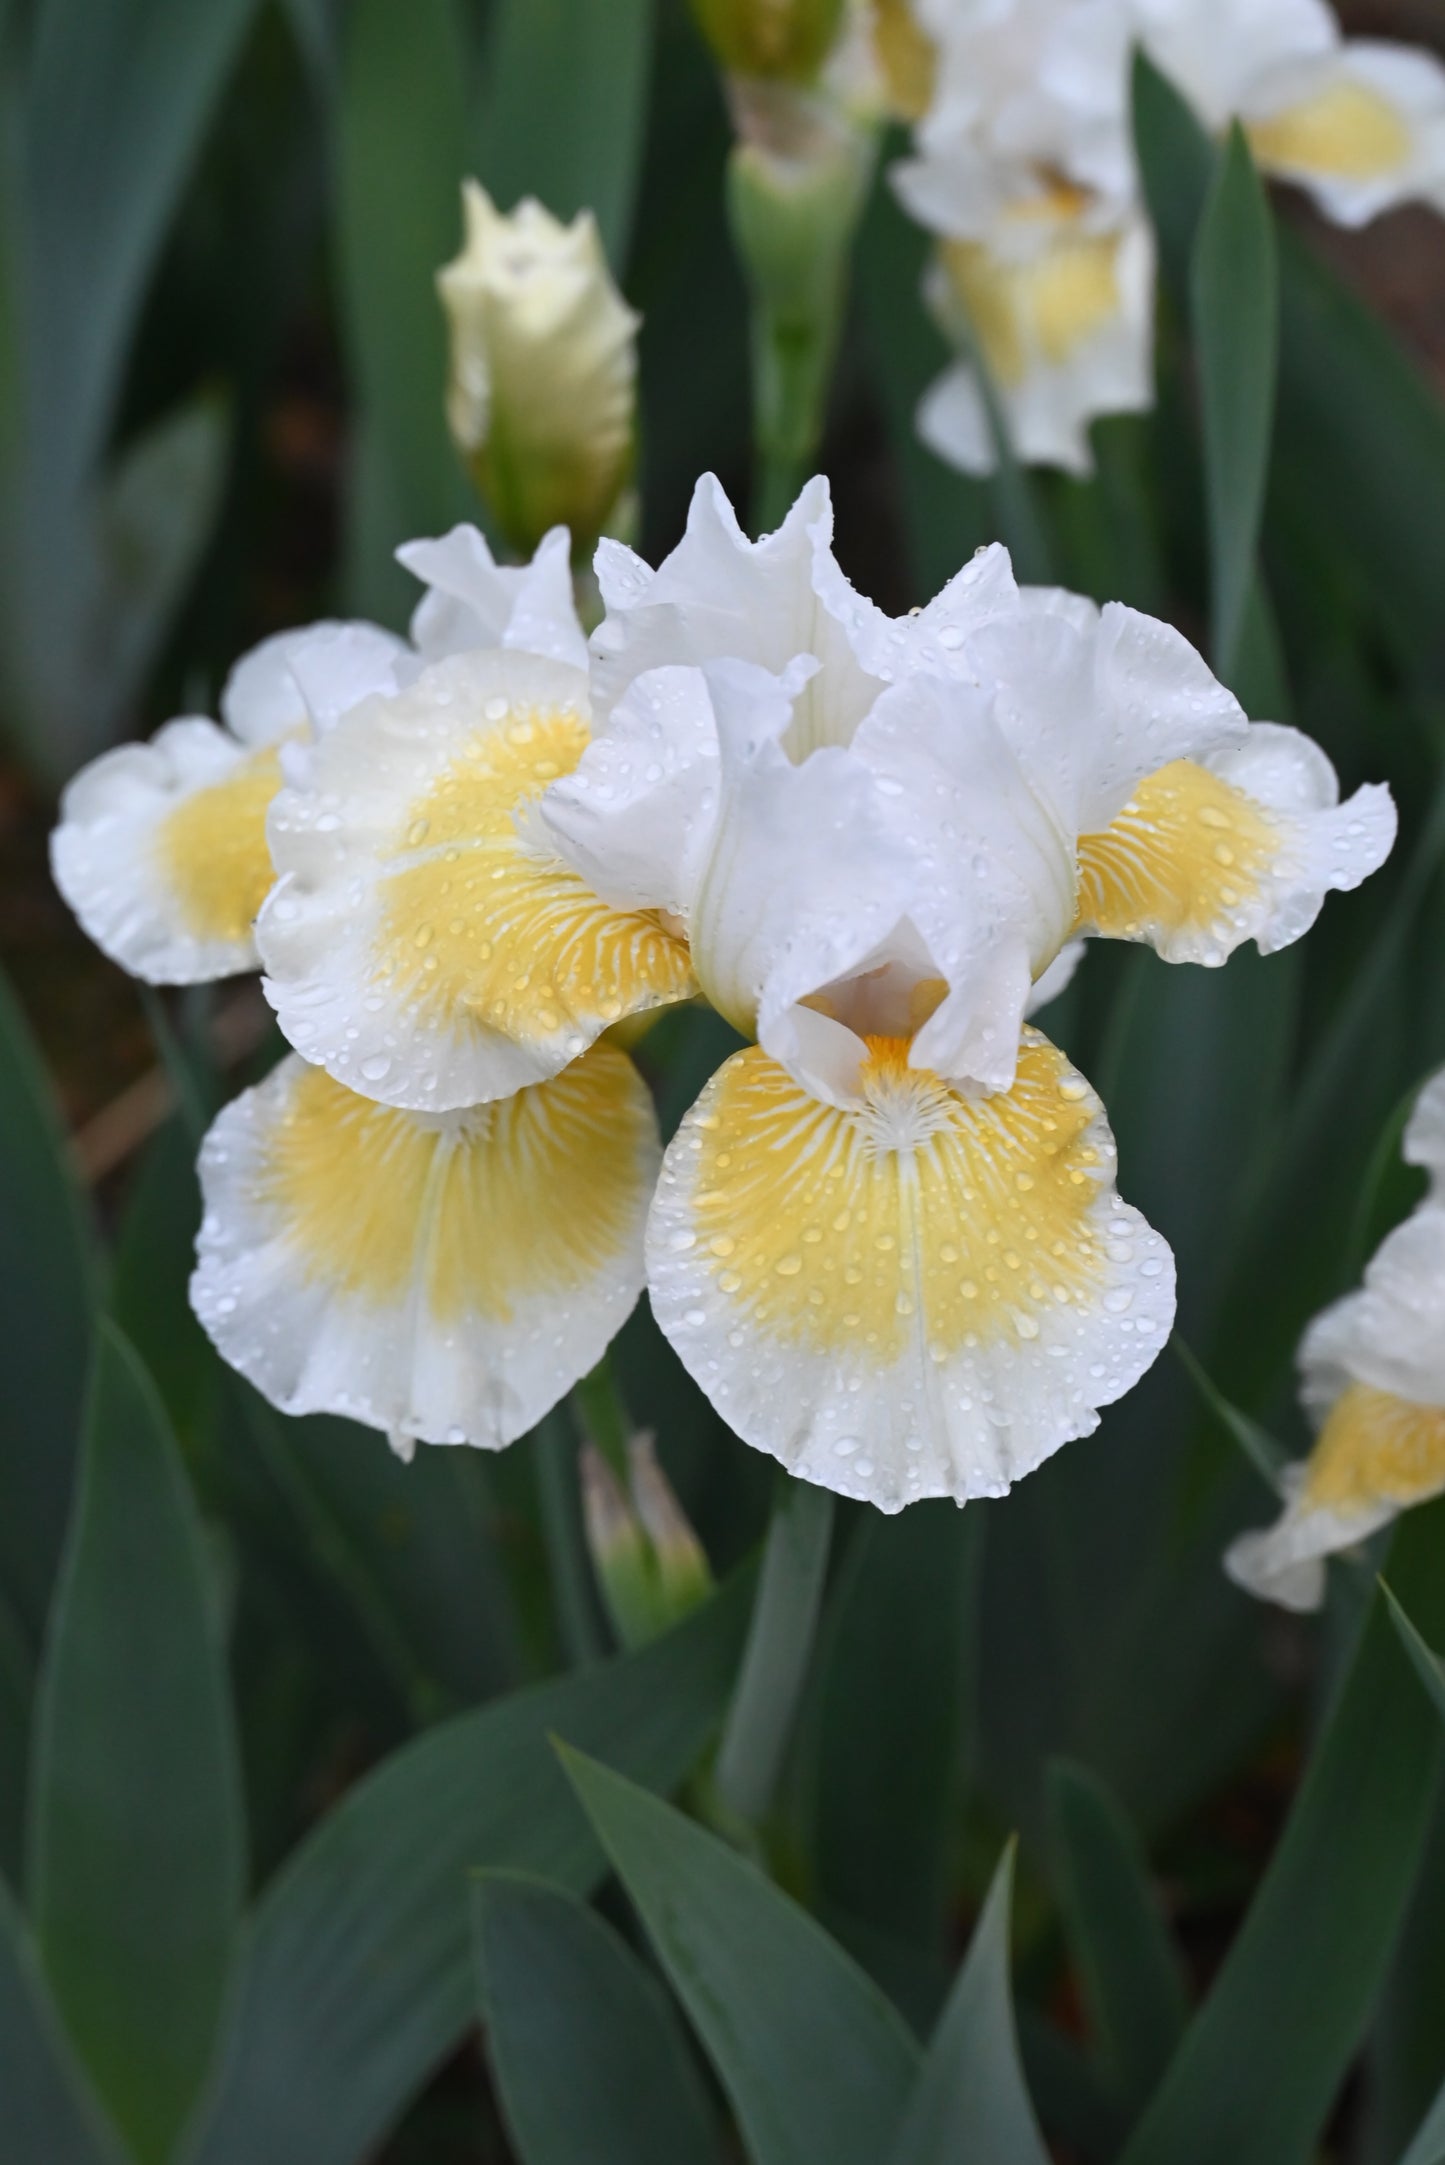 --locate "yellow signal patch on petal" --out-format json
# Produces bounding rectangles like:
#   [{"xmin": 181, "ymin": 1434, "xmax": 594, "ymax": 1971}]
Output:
[
  {"xmin": 1248, "ymin": 82, "xmax": 1412, "ymax": 182},
  {"xmin": 156, "ymin": 746, "xmax": 282, "ymax": 944},
  {"xmin": 259, "ymin": 651, "xmax": 698, "ymax": 1112},
  {"xmin": 374, "ymin": 702, "xmax": 690, "ymax": 1048},
  {"xmin": 1302, "ymin": 1381, "xmax": 1445, "ymax": 1516},
  {"xmin": 647, "ymin": 1027, "xmax": 1175, "ymax": 1511},
  {"xmin": 941, "ymin": 233, "xmax": 1124, "ymax": 389},
  {"xmin": 192, "ymin": 1043, "xmax": 660, "ymax": 1450},
  {"xmin": 1075, "ymin": 758, "xmax": 1277, "ymax": 958},
  {"xmin": 682, "ymin": 1034, "xmax": 1107, "ymax": 1364},
  {"xmin": 264, "ymin": 1051, "xmax": 648, "ymax": 1320}
]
